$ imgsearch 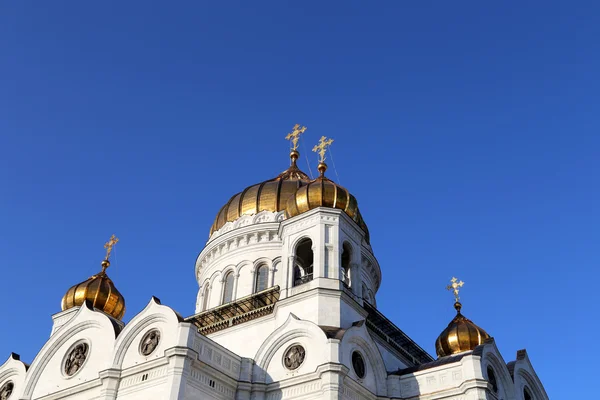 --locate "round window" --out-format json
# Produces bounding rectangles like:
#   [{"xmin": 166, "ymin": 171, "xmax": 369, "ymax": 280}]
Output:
[
  {"xmin": 283, "ymin": 345, "xmax": 305, "ymax": 370},
  {"xmin": 140, "ymin": 329, "xmax": 161, "ymax": 356},
  {"xmin": 352, "ymin": 351, "xmax": 365, "ymax": 378},
  {"xmin": 0, "ymin": 381, "xmax": 14, "ymax": 399},
  {"xmin": 64, "ymin": 342, "xmax": 89, "ymax": 377}
]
